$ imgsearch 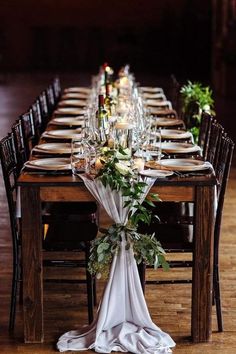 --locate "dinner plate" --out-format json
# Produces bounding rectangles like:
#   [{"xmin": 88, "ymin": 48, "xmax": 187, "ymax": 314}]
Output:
[
  {"xmin": 153, "ymin": 129, "xmax": 192, "ymax": 140},
  {"xmin": 33, "ymin": 143, "xmax": 74, "ymax": 154},
  {"xmin": 64, "ymin": 87, "xmax": 91, "ymax": 94},
  {"xmin": 139, "ymin": 169, "xmax": 174, "ymax": 178},
  {"xmin": 146, "ymin": 99, "xmax": 172, "ymax": 109},
  {"xmin": 142, "ymin": 93, "xmax": 166, "ymax": 100},
  {"xmin": 54, "ymin": 108, "xmax": 86, "ymax": 115},
  {"xmin": 146, "ymin": 159, "xmax": 212, "ymax": 172},
  {"xmin": 24, "ymin": 158, "xmax": 71, "ymax": 170},
  {"xmin": 149, "ymin": 108, "xmax": 177, "ymax": 116},
  {"xmin": 139, "ymin": 86, "xmax": 164, "ymax": 94},
  {"xmin": 49, "ymin": 117, "xmax": 85, "ymax": 126},
  {"xmin": 61, "ymin": 93, "xmax": 88, "ymax": 100},
  {"xmin": 159, "ymin": 142, "xmax": 201, "ymax": 154},
  {"xmin": 58, "ymin": 99, "xmax": 87, "ymax": 107},
  {"xmin": 151, "ymin": 118, "xmax": 184, "ymax": 127},
  {"xmin": 42, "ymin": 129, "xmax": 81, "ymax": 140}
]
